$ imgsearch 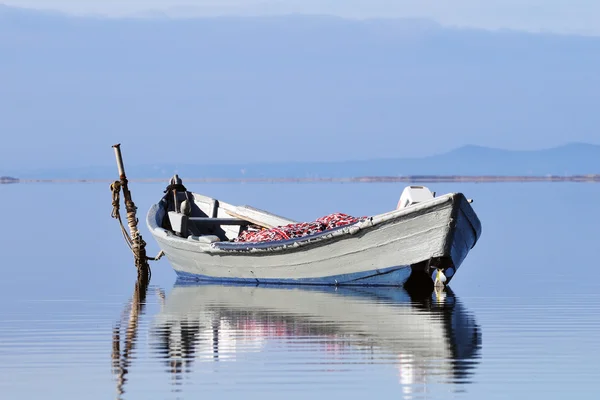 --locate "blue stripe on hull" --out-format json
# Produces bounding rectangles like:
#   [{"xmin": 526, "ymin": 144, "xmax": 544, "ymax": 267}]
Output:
[{"xmin": 174, "ymin": 265, "xmax": 413, "ymax": 287}]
